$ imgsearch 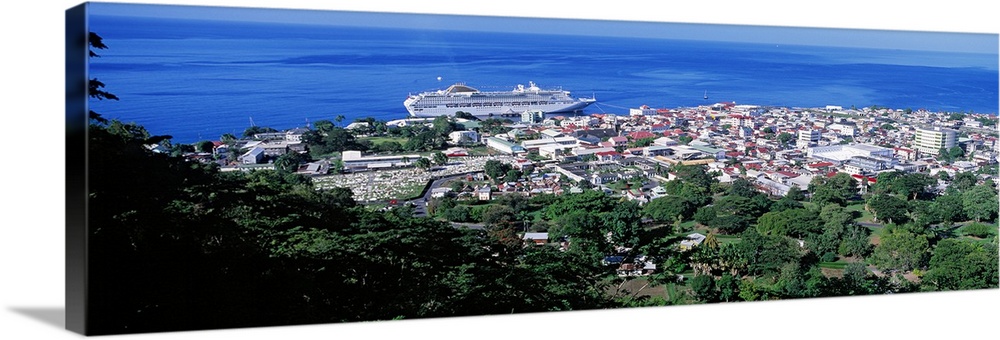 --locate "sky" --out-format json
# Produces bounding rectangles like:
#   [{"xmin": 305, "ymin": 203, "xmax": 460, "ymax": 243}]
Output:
[{"xmin": 86, "ymin": 1, "xmax": 999, "ymax": 54}]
